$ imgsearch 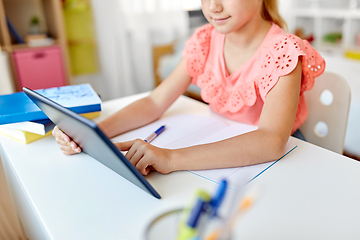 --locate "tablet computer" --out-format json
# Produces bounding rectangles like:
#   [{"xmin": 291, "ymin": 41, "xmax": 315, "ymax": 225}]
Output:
[{"xmin": 23, "ymin": 87, "xmax": 161, "ymax": 199}]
